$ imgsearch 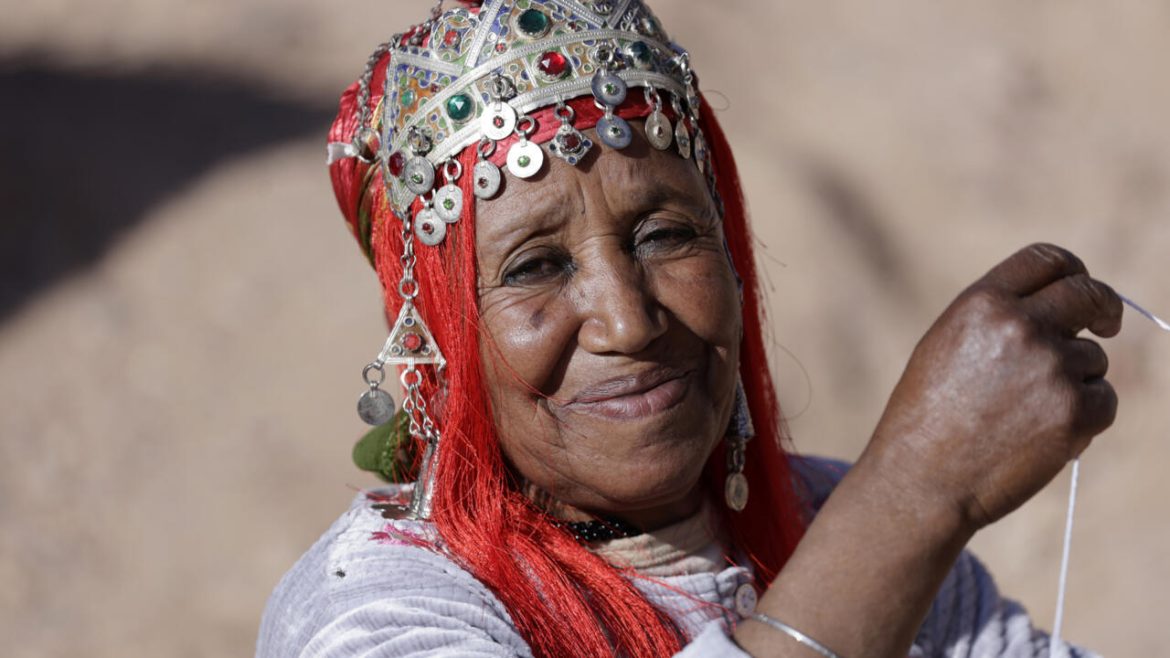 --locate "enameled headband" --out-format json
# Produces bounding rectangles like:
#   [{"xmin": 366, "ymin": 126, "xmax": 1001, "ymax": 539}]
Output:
[{"xmin": 328, "ymin": 0, "xmax": 717, "ymax": 243}]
